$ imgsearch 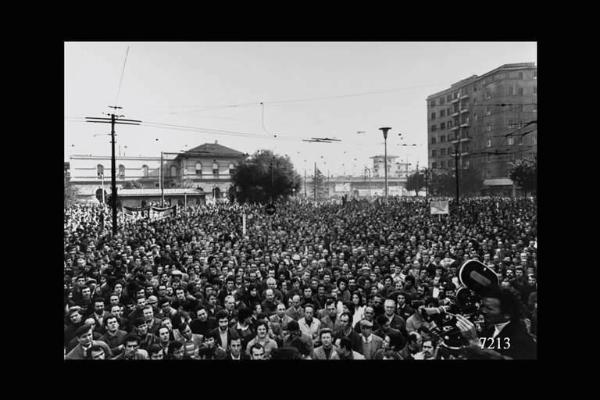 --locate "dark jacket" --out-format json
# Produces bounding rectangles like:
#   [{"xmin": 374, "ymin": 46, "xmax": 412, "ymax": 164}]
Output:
[
  {"xmin": 481, "ymin": 320, "xmax": 537, "ymax": 360},
  {"xmin": 208, "ymin": 327, "xmax": 240, "ymax": 349},
  {"xmin": 190, "ymin": 317, "xmax": 217, "ymax": 337}
]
